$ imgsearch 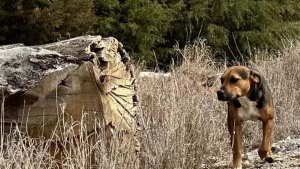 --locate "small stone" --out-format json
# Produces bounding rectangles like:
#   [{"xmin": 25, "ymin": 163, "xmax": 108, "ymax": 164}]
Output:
[
  {"xmin": 199, "ymin": 164, "xmax": 207, "ymax": 169},
  {"xmin": 246, "ymin": 152, "xmax": 256, "ymax": 161},
  {"xmin": 278, "ymin": 140, "xmax": 286, "ymax": 146},
  {"xmin": 271, "ymin": 163, "xmax": 276, "ymax": 167},
  {"xmin": 244, "ymin": 160, "xmax": 250, "ymax": 165},
  {"xmin": 243, "ymin": 160, "xmax": 253, "ymax": 168},
  {"xmin": 275, "ymin": 157, "xmax": 285, "ymax": 162},
  {"xmin": 271, "ymin": 146, "xmax": 281, "ymax": 154}
]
